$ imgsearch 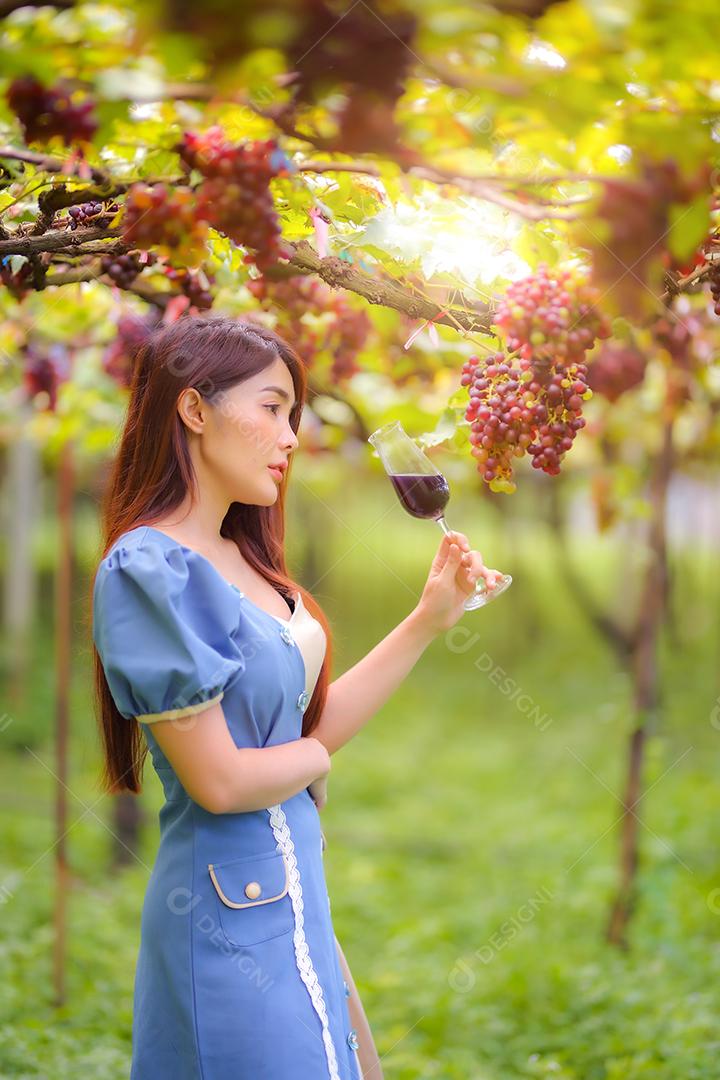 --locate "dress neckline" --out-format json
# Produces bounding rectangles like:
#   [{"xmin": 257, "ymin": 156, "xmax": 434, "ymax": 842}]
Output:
[{"xmin": 128, "ymin": 525, "xmax": 300, "ymax": 624}]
